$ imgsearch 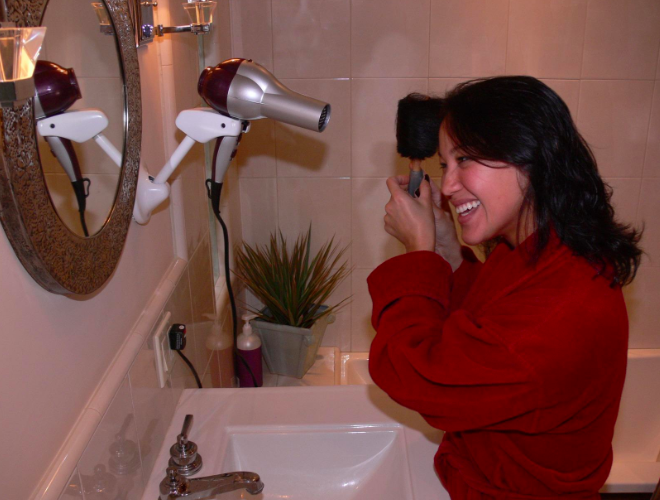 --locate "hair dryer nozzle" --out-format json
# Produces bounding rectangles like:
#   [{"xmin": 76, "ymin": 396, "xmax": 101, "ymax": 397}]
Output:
[{"xmin": 198, "ymin": 58, "xmax": 331, "ymax": 133}]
